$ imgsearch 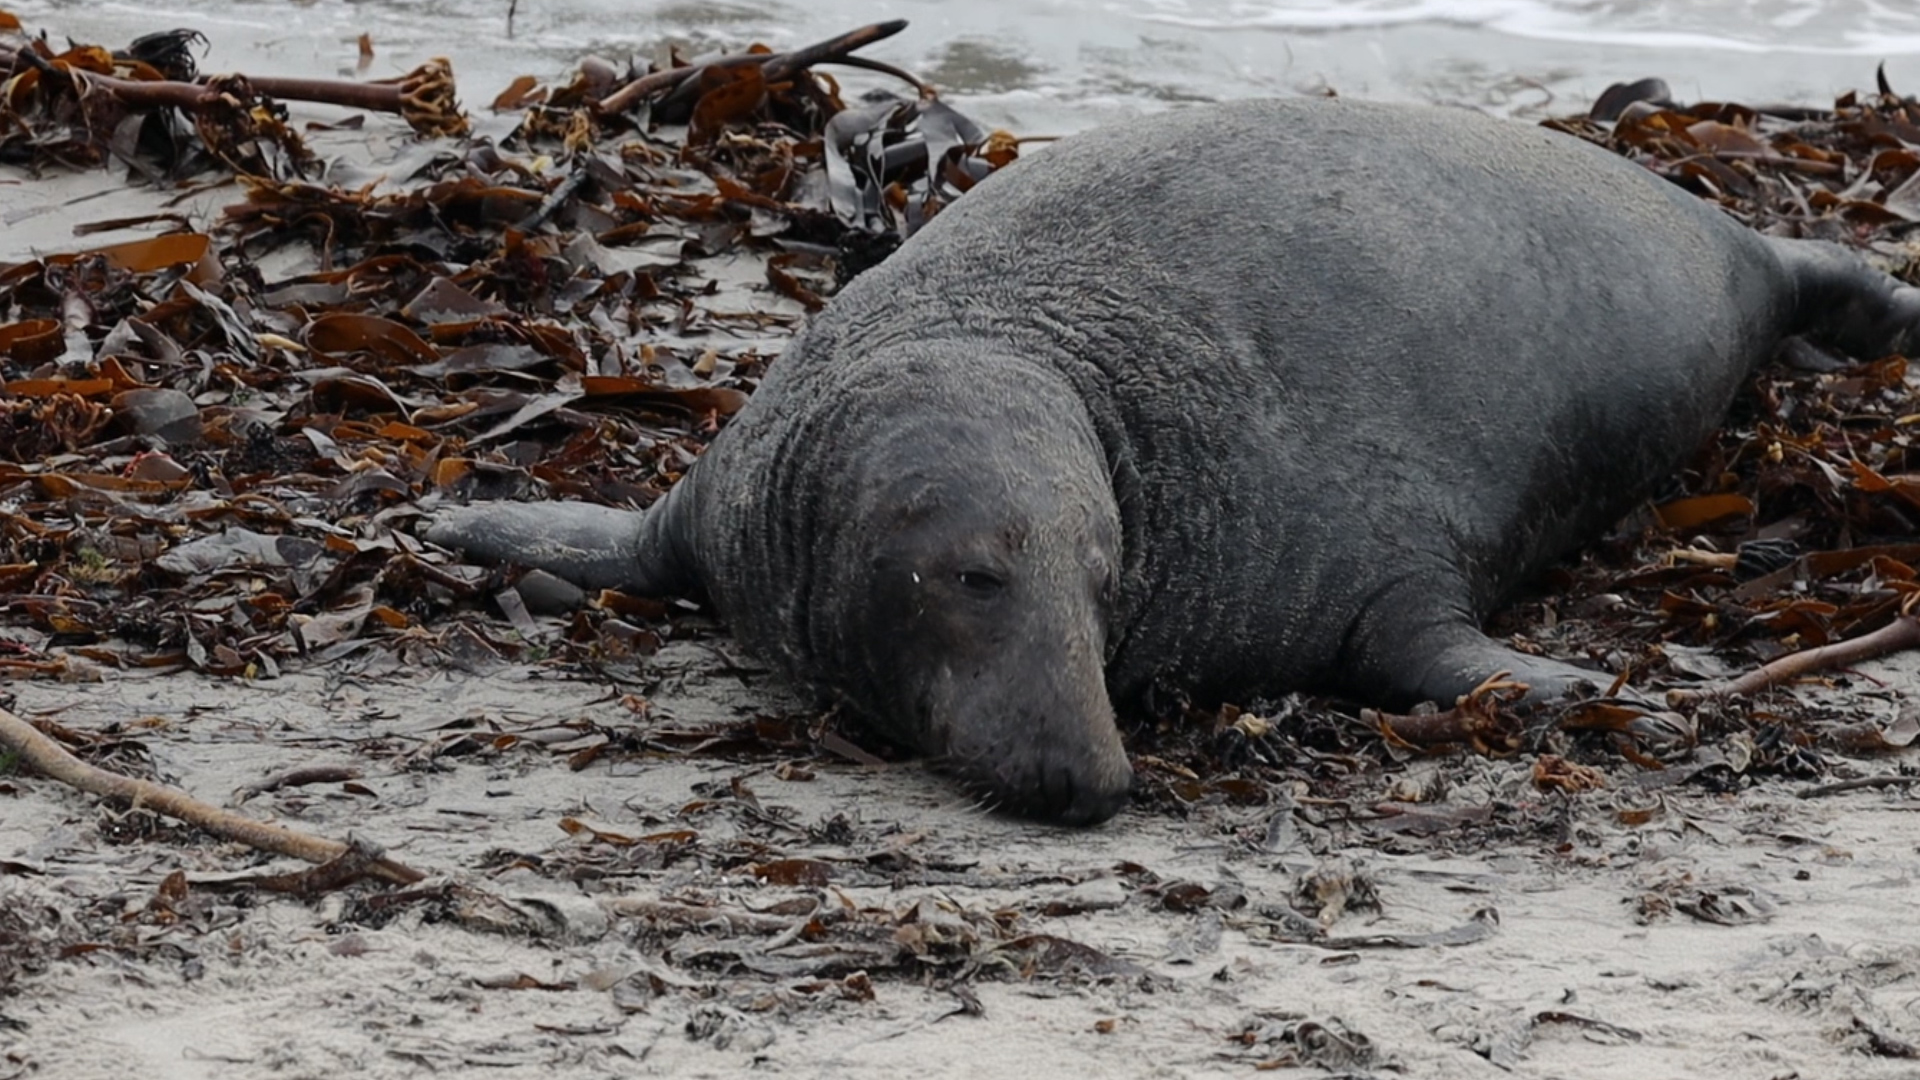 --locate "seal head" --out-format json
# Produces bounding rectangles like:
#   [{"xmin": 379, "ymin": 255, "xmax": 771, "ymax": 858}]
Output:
[{"xmin": 802, "ymin": 351, "xmax": 1132, "ymax": 823}]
